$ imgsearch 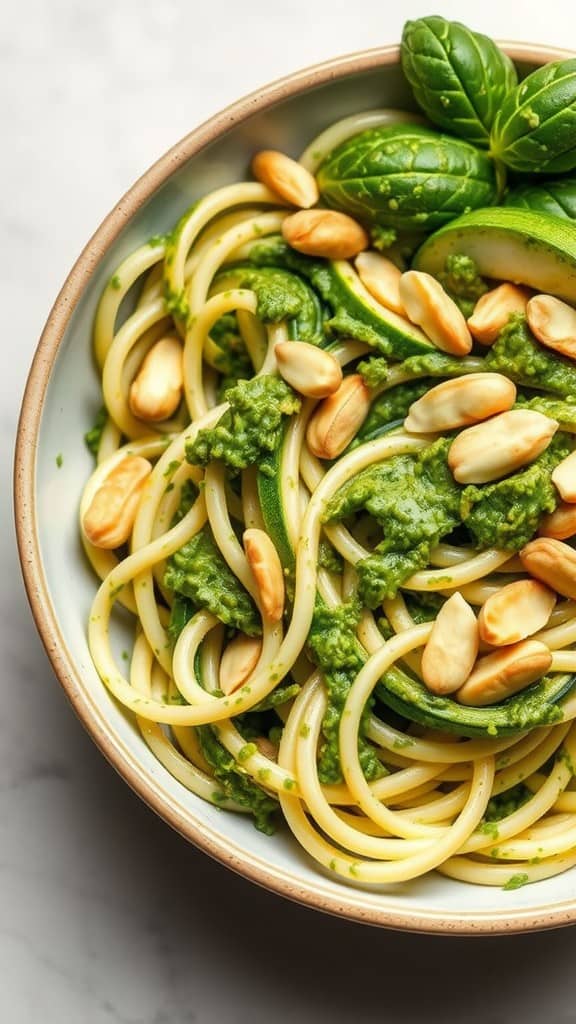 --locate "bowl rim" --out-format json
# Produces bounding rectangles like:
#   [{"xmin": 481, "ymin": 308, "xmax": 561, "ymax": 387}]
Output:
[{"xmin": 14, "ymin": 39, "xmax": 576, "ymax": 935}]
